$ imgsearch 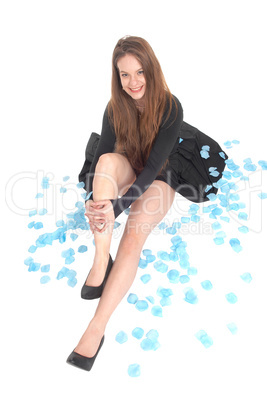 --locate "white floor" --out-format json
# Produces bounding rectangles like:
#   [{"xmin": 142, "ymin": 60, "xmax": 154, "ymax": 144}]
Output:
[{"xmin": 1, "ymin": 1, "xmax": 267, "ymax": 401}]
